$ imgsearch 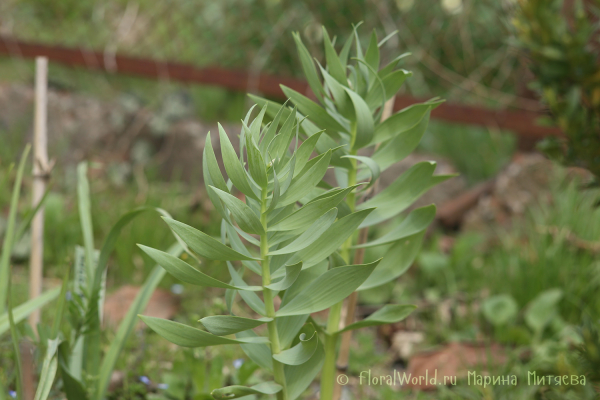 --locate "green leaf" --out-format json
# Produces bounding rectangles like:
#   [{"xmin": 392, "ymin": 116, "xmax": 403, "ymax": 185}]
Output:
[
  {"xmin": 268, "ymin": 106, "xmax": 297, "ymax": 161},
  {"xmin": 364, "ymin": 30, "xmax": 380, "ymax": 77},
  {"xmin": 378, "ymin": 52, "xmax": 411, "ymax": 77},
  {"xmin": 34, "ymin": 338, "xmax": 61, "ymax": 400},
  {"xmin": 293, "ymin": 131, "xmax": 324, "ymax": 176},
  {"xmin": 344, "ymin": 87, "xmax": 375, "ymax": 150},
  {"xmin": 211, "ymin": 381, "xmax": 282, "ymax": 400},
  {"xmin": 342, "ymin": 155, "xmax": 380, "ymax": 190},
  {"xmin": 337, "ymin": 305, "xmax": 416, "ymax": 333},
  {"xmin": 285, "ymin": 342, "xmax": 324, "ymax": 400},
  {"xmin": 266, "ymin": 262, "xmax": 303, "ymax": 291},
  {"xmin": 365, "ymin": 69, "xmax": 411, "ymax": 110},
  {"xmin": 525, "ymin": 289, "xmax": 563, "ymax": 335},
  {"xmin": 95, "ymin": 243, "xmax": 182, "ymax": 400},
  {"xmin": 269, "ymin": 209, "xmax": 337, "ymax": 255},
  {"xmin": 59, "ymin": 358, "xmax": 88, "ymax": 400},
  {"xmin": 209, "ymin": 186, "xmax": 264, "ymax": 235},
  {"xmin": 164, "ymin": 217, "xmax": 259, "ymax": 261},
  {"xmin": 76, "ymin": 162, "xmax": 96, "ymax": 291},
  {"xmin": 322, "ymin": 28, "xmax": 347, "ymax": 85},
  {"xmin": 278, "ymin": 150, "xmax": 332, "ymax": 207},
  {"xmin": 223, "ymin": 222, "xmax": 262, "ymax": 275},
  {"xmin": 276, "ymin": 259, "xmax": 379, "ymax": 316},
  {"xmin": 0, "ymin": 287, "xmax": 60, "ymax": 335},
  {"xmin": 358, "ymin": 232, "xmax": 425, "ymax": 291},
  {"xmin": 286, "ymin": 208, "xmax": 375, "ymax": 268},
  {"xmin": 319, "ymin": 64, "xmax": 353, "ymax": 119},
  {"xmin": 137, "ymin": 245, "xmax": 260, "ymax": 291},
  {"xmin": 269, "ymin": 186, "xmax": 356, "ymax": 231},
  {"xmin": 482, "ymin": 295, "xmax": 518, "ymax": 327},
  {"xmin": 293, "ymin": 32, "xmax": 324, "ymax": 101},
  {"xmin": 371, "ymin": 111, "xmax": 430, "ymax": 172},
  {"xmin": 218, "ymin": 124, "xmax": 259, "ymax": 200},
  {"xmin": 227, "ymin": 263, "xmax": 267, "ymax": 316},
  {"xmin": 139, "ymin": 315, "xmax": 269, "ymax": 347},
  {"xmin": 371, "ymin": 103, "xmax": 431, "ymax": 144},
  {"xmin": 273, "ymin": 328, "xmax": 318, "ymax": 365},
  {"xmin": 200, "ymin": 315, "xmax": 272, "ymax": 336},
  {"xmin": 236, "ymin": 329, "xmax": 273, "ymax": 371},
  {"xmin": 250, "ymin": 103, "xmax": 268, "ymax": 142},
  {"xmin": 281, "ymin": 85, "xmax": 347, "ymax": 137},
  {"xmin": 357, "ymin": 162, "xmax": 436, "ymax": 227},
  {"xmin": 260, "ymin": 100, "xmax": 288, "ymax": 157},
  {"xmin": 355, "ymin": 205, "xmax": 436, "ymax": 248},
  {"xmin": 245, "ymin": 133, "xmax": 268, "ymax": 188},
  {"xmin": 0, "ymin": 145, "xmax": 30, "ymax": 314},
  {"xmin": 204, "ymin": 132, "xmax": 228, "ymax": 192}
]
